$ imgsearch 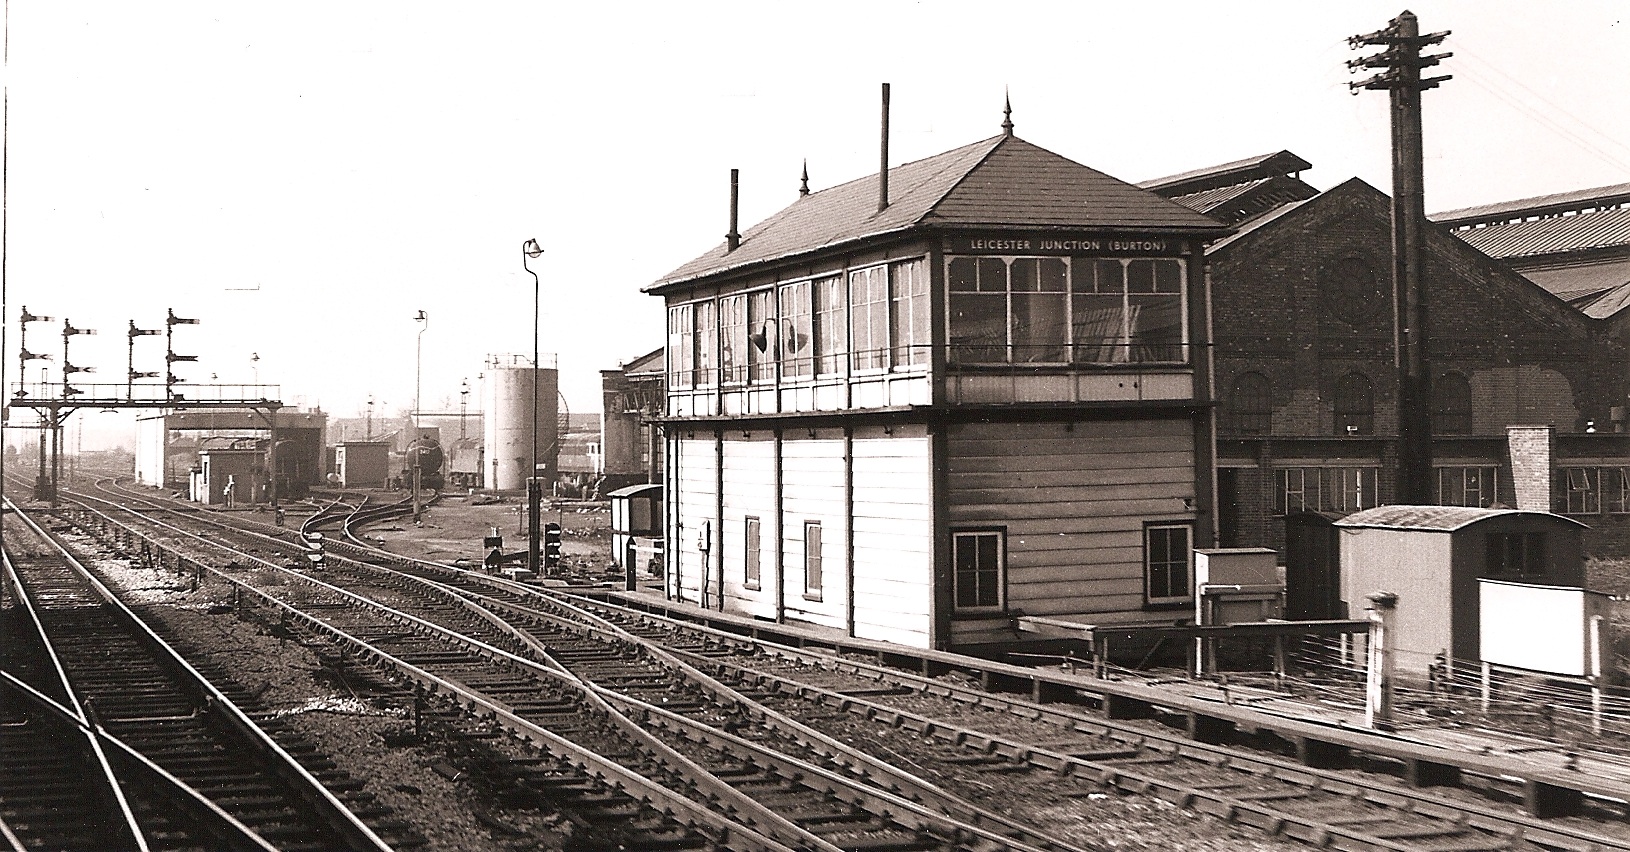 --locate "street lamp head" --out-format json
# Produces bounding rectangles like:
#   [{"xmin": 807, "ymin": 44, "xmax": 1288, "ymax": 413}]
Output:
[{"xmin": 522, "ymin": 238, "xmax": 543, "ymax": 259}]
